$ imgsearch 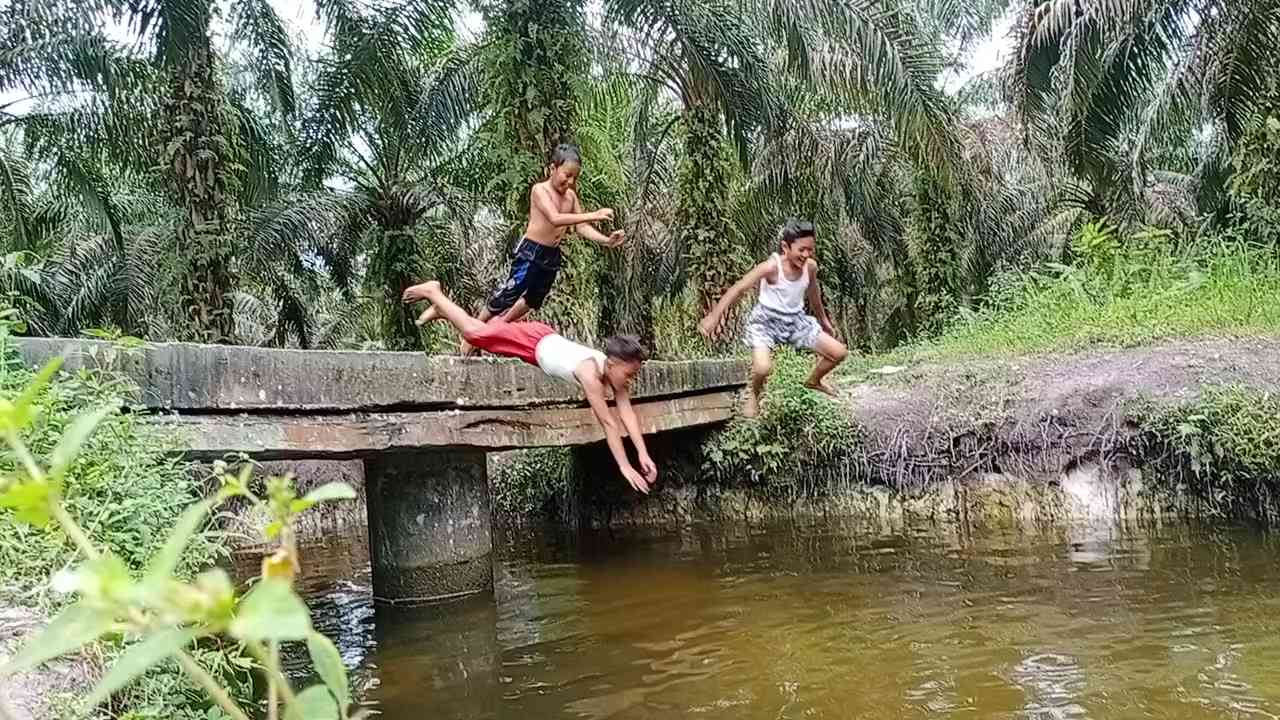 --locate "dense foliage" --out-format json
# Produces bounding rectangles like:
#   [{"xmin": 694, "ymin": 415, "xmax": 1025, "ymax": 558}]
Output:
[{"xmin": 4, "ymin": 0, "xmax": 1280, "ymax": 353}]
